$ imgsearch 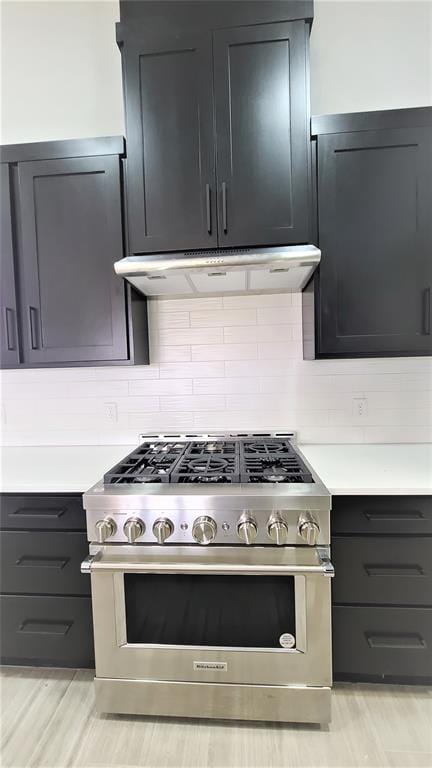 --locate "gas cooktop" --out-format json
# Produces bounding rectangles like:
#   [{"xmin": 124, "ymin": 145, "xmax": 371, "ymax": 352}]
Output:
[{"xmin": 104, "ymin": 435, "xmax": 314, "ymax": 485}]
